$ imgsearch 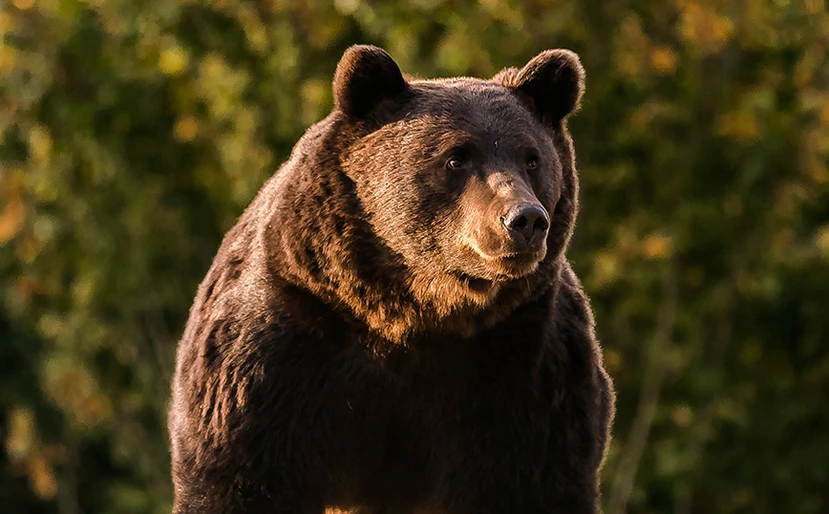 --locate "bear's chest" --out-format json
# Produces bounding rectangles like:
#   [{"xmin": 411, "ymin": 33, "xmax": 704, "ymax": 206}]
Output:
[{"xmin": 312, "ymin": 330, "xmax": 556, "ymax": 505}]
